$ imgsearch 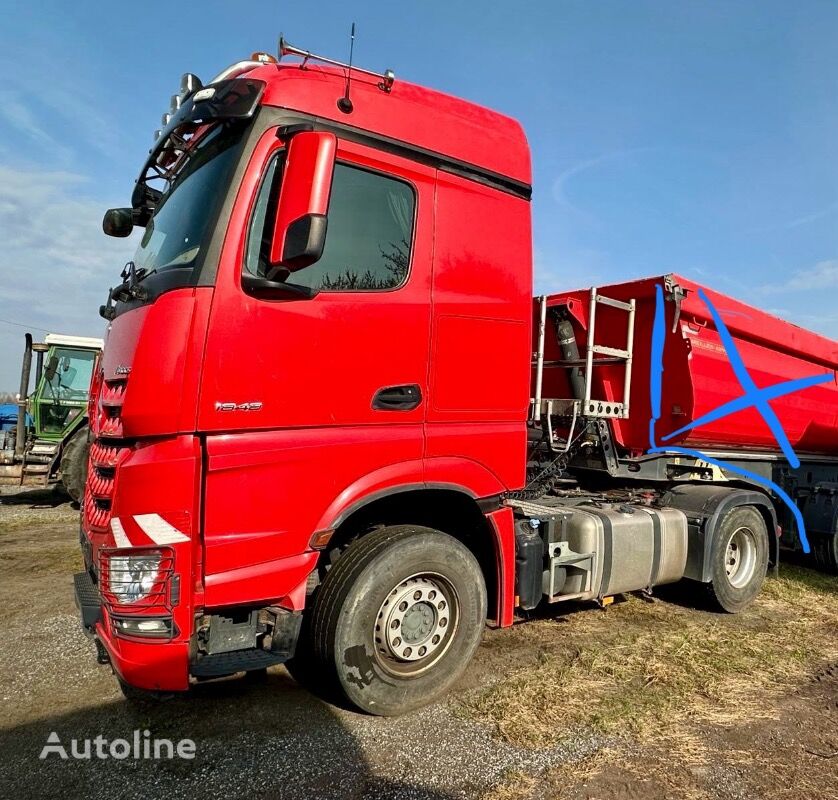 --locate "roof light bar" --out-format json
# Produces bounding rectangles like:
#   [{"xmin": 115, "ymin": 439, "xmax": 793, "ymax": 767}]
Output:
[
  {"xmin": 150, "ymin": 73, "xmax": 204, "ymax": 144},
  {"xmin": 277, "ymin": 34, "xmax": 395, "ymax": 93}
]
